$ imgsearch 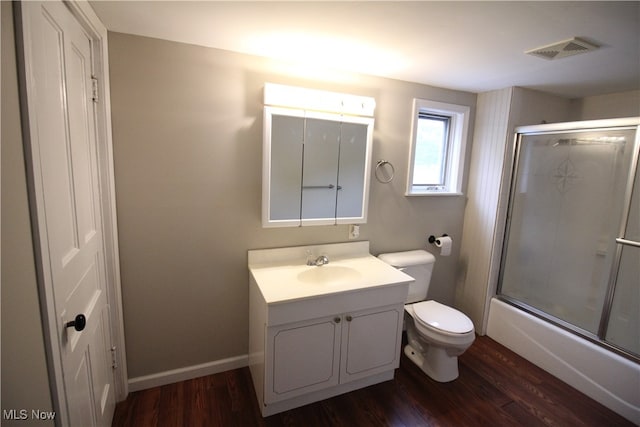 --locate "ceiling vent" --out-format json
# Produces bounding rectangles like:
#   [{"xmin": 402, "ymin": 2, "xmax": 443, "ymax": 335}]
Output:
[{"xmin": 526, "ymin": 37, "xmax": 599, "ymax": 60}]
